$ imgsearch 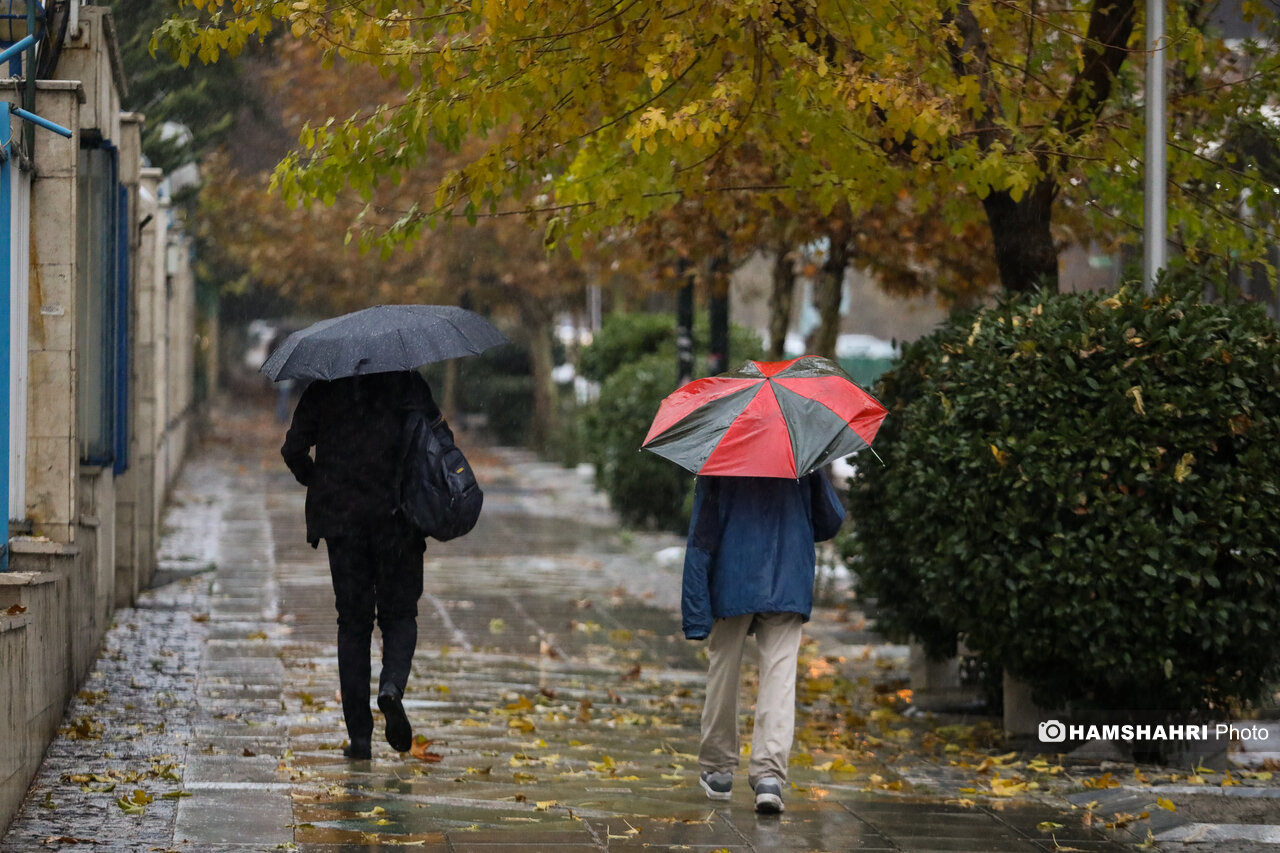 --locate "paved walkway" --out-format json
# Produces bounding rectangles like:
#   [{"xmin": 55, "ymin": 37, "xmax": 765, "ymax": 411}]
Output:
[{"xmin": 3, "ymin": 399, "xmax": 1155, "ymax": 851}]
